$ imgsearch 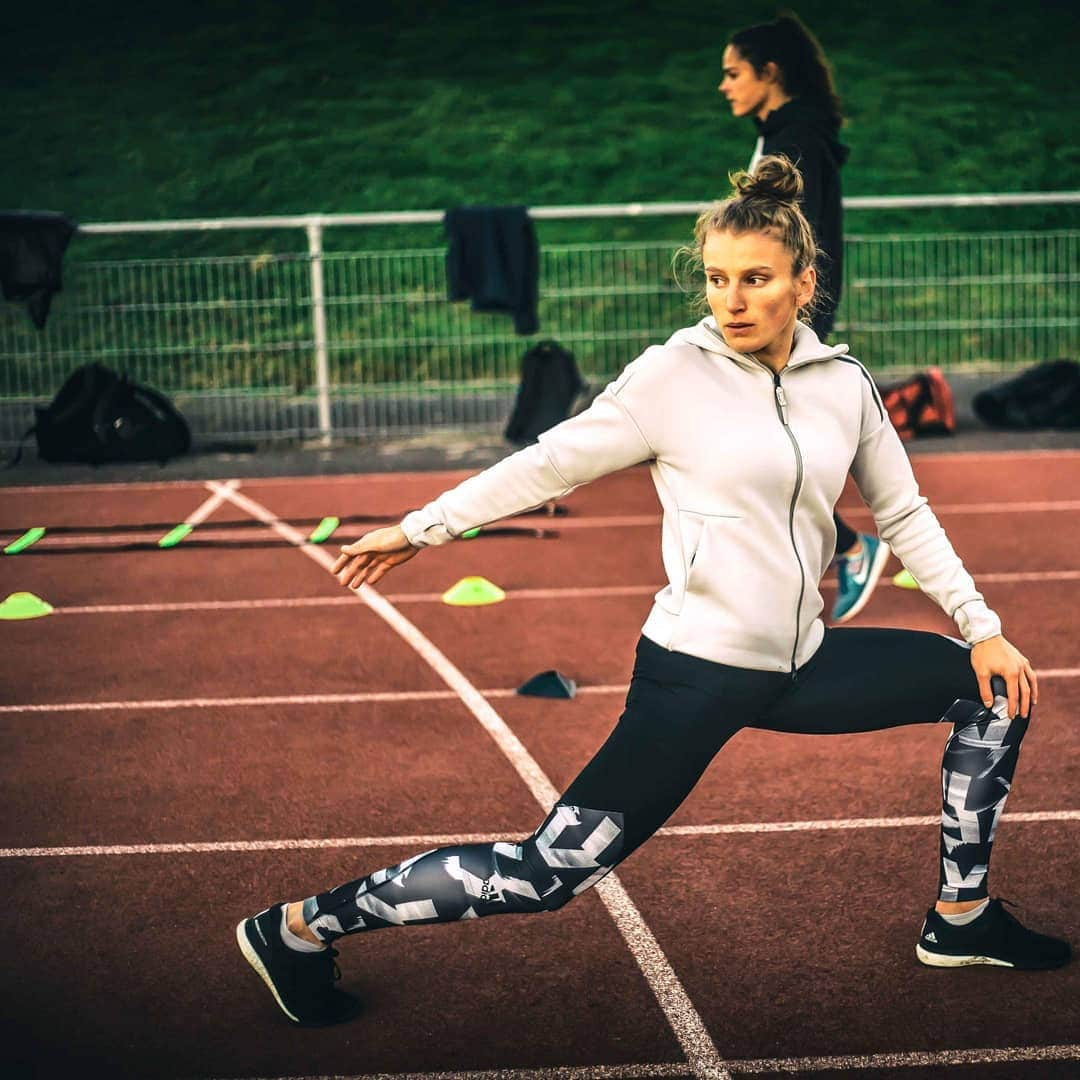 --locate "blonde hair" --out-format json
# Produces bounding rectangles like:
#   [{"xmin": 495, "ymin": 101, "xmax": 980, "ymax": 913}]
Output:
[{"xmin": 675, "ymin": 154, "xmax": 827, "ymax": 319}]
